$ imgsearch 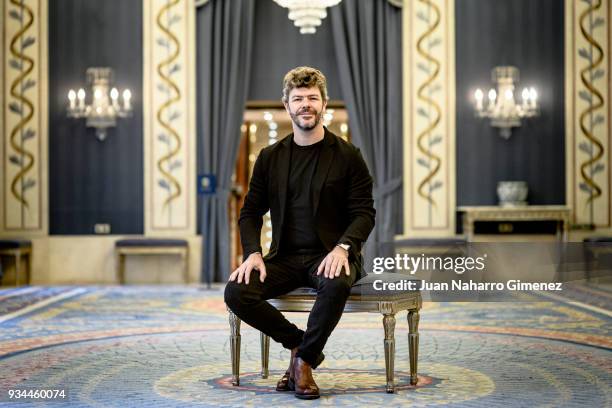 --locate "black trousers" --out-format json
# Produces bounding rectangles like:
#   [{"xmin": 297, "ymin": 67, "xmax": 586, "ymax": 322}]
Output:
[{"xmin": 224, "ymin": 251, "xmax": 360, "ymax": 368}]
